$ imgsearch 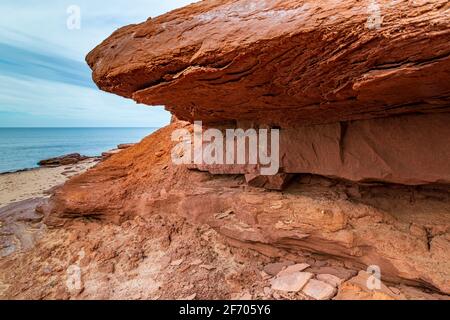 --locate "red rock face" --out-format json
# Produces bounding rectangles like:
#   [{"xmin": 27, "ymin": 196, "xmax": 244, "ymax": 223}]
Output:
[
  {"xmin": 44, "ymin": 0, "xmax": 450, "ymax": 296},
  {"xmin": 84, "ymin": 0, "xmax": 450, "ymax": 185},
  {"xmin": 86, "ymin": 0, "xmax": 450, "ymax": 126},
  {"xmin": 43, "ymin": 123, "xmax": 450, "ymax": 294},
  {"xmin": 193, "ymin": 113, "xmax": 450, "ymax": 185}
]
